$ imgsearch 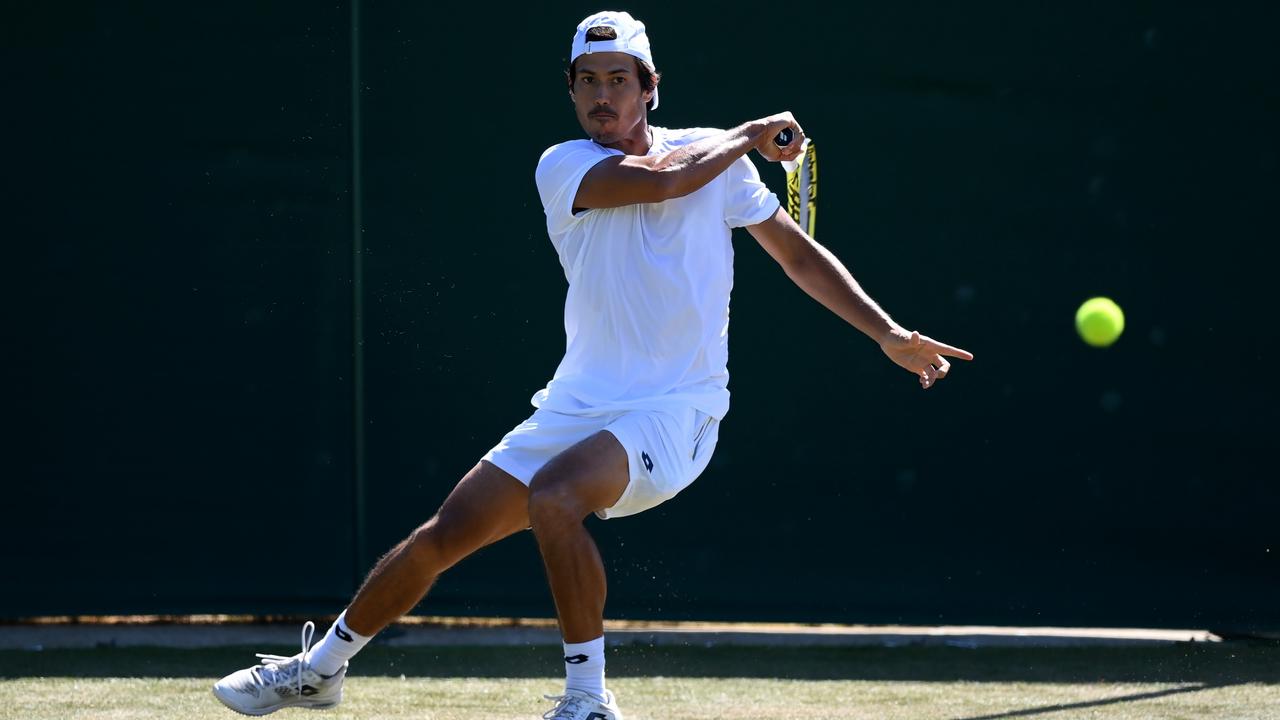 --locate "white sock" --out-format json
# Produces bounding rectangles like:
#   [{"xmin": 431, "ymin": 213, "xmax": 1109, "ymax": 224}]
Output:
[
  {"xmin": 563, "ymin": 636, "xmax": 606, "ymax": 698},
  {"xmin": 305, "ymin": 610, "xmax": 372, "ymax": 676}
]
